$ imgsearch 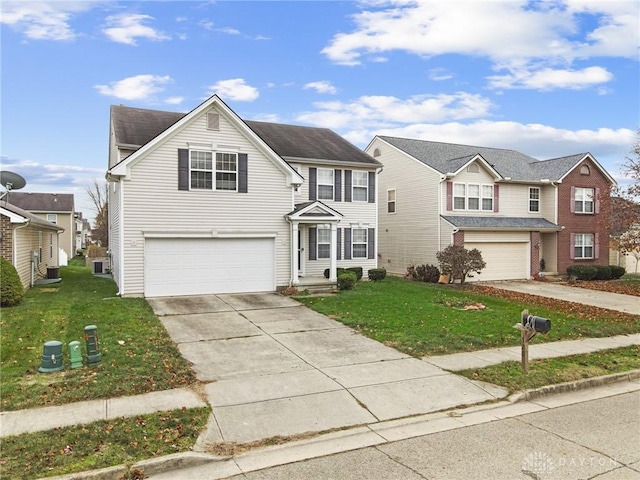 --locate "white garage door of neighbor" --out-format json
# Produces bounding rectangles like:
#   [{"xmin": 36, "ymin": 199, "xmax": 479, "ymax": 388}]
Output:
[
  {"xmin": 144, "ymin": 237, "xmax": 275, "ymax": 297},
  {"xmin": 466, "ymin": 242, "xmax": 529, "ymax": 282}
]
